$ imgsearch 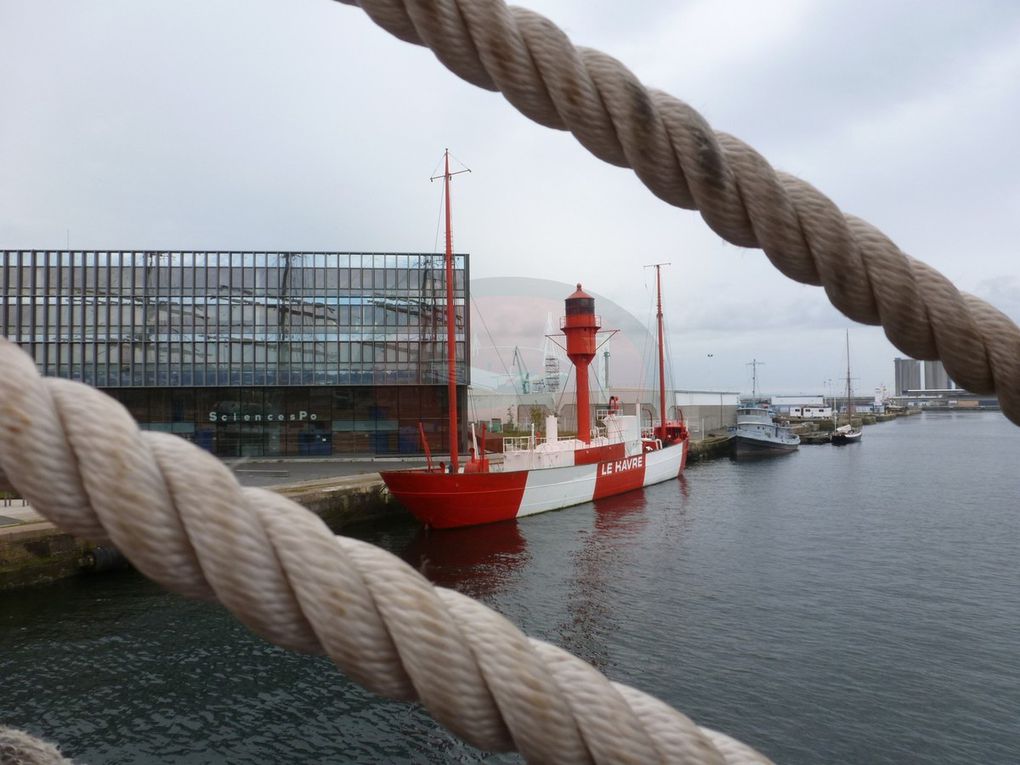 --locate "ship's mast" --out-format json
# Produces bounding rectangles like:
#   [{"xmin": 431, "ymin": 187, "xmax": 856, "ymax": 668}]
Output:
[
  {"xmin": 747, "ymin": 358, "xmax": 764, "ymax": 401},
  {"xmin": 653, "ymin": 263, "xmax": 669, "ymax": 435},
  {"xmin": 431, "ymin": 149, "xmax": 470, "ymax": 471}
]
